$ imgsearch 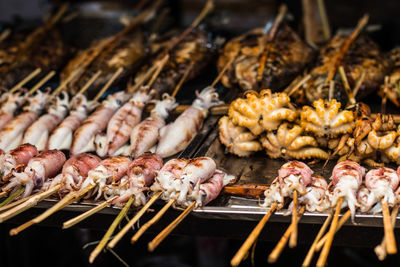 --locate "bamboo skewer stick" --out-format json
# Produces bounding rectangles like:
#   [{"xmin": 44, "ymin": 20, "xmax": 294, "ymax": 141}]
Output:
[
  {"xmin": 130, "ymin": 193, "xmax": 180, "ymax": 245},
  {"xmin": 381, "ymin": 199, "xmax": 397, "ymax": 254},
  {"xmin": 93, "ymin": 67, "xmax": 124, "ymax": 102},
  {"xmin": 9, "ymin": 184, "xmax": 95, "ymax": 235},
  {"xmin": 0, "ymin": 192, "xmax": 35, "ymax": 212},
  {"xmin": 338, "ymin": 65, "xmax": 356, "ymax": 106},
  {"xmin": 211, "ymin": 53, "xmax": 237, "ymax": 88},
  {"xmin": 375, "ymin": 205, "xmax": 399, "ymax": 260},
  {"xmin": 316, "ymin": 0, "xmax": 331, "ymax": 40},
  {"xmin": 147, "ymin": 55, "xmax": 169, "ymax": 88},
  {"xmin": 257, "ymin": 4, "xmax": 287, "ymax": 82},
  {"xmin": 231, "ymin": 202, "xmax": 278, "ymax": 267},
  {"xmin": 325, "ymin": 14, "xmax": 369, "ymax": 85},
  {"xmin": 316, "ymin": 197, "xmax": 343, "ymax": 267},
  {"xmin": 89, "ymin": 196, "xmax": 135, "ymax": 263},
  {"xmin": 289, "ymin": 190, "xmax": 299, "ymax": 248},
  {"xmin": 28, "ymin": 71, "xmax": 56, "ymax": 95},
  {"xmin": 52, "ymin": 69, "xmax": 80, "ymax": 97},
  {"xmin": 107, "ymin": 191, "xmax": 162, "ymax": 249},
  {"xmin": 10, "ymin": 68, "xmax": 42, "ymax": 93},
  {"xmin": 0, "ymin": 28, "xmax": 11, "ymax": 43},
  {"xmin": 287, "ymin": 74, "xmax": 311, "ymax": 97},
  {"xmin": 0, "ymin": 191, "xmax": 8, "ymax": 198},
  {"xmin": 171, "ymin": 62, "xmax": 194, "ymax": 98},
  {"xmin": 148, "ymin": 201, "xmax": 197, "ymax": 252},
  {"xmin": 352, "ymin": 71, "xmax": 366, "ymax": 98},
  {"xmin": 77, "ymin": 70, "xmax": 102, "ymax": 95},
  {"xmin": 302, "ymin": 212, "xmax": 333, "ymax": 267},
  {"xmin": 268, "ymin": 206, "xmax": 306, "ymax": 264},
  {"xmin": 0, "ymin": 185, "xmax": 61, "ymax": 223},
  {"xmin": 62, "ymin": 196, "xmax": 118, "ymax": 229},
  {"xmin": 0, "ymin": 187, "xmax": 24, "ymax": 208},
  {"xmin": 315, "ymin": 209, "xmax": 351, "ymax": 251},
  {"xmin": 129, "ymin": 63, "xmax": 159, "ymax": 93},
  {"xmin": 381, "ymin": 76, "xmax": 389, "ymax": 114}
]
